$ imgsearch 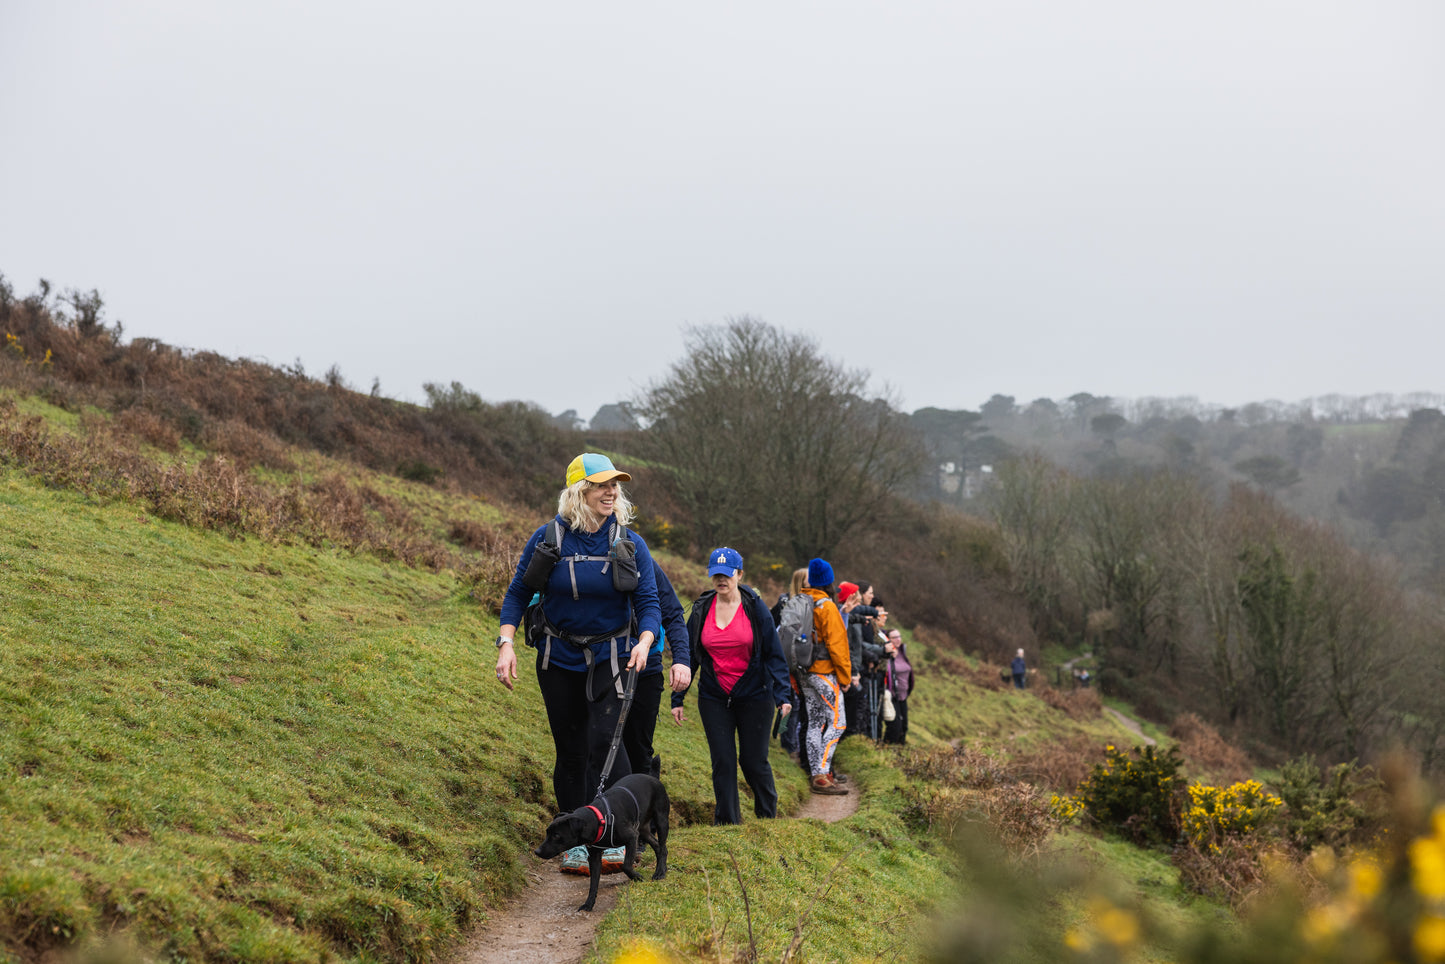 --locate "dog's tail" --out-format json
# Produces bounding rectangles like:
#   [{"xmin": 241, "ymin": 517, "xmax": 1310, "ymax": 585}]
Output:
[{"xmin": 650, "ymin": 754, "xmax": 661, "ymax": 779}]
